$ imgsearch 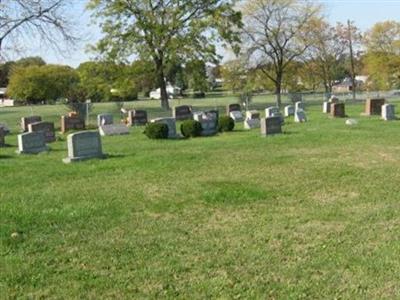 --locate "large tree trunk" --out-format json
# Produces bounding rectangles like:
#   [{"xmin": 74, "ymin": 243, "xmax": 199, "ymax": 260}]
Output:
[
  {"xmin": 159, "ymin": 76, "xmax": 169, "ymax": 110},
  {"xmin": 275, "ymin": 84, "xmax": 282, "ymax": 108},
  {"xmin": 275, "ymin": 73, "xmax": 282, "ymax": 108},
  {"xmin": 155, "ymin": 56, "xmax": 170, "ymax": 110}
]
